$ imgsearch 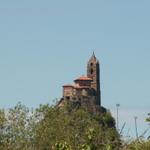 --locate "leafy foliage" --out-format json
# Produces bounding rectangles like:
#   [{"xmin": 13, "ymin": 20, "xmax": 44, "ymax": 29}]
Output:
[
  {"xmin": 33, "ymin": 103, "xmax": 120, "ymax": 150},
  {"xmin": 0, "ymin": 102, "xmax": 120, "ymax": 150},
  {"xmin": 1, "ymin": 102, "xmax": 150, "ymax": 150},
  {"xmin": 122, "ymin": 140, "xmax": 150, "ymax": 150}
]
